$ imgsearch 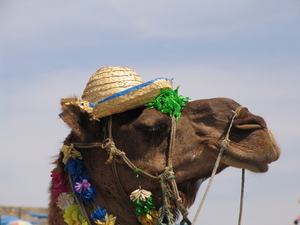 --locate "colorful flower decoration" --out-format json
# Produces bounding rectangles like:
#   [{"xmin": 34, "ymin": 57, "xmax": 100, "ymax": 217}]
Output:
[
  {"xmin": 97, "ymin": 214, "xmax": 117, "ymax": 225},
  {"xmin": 64, "ymin": 158, "xmax": 86, "ymax": 182},
  {"xmin": 50, "ymin": 169, "xmax": 72, "ymax": 202},
  {"xmin": 130, "ymin": 188, "xmax": 152, "ymax": 202},
  {"xmin": 91, "ymin": 206, "xmax": 107, "ymax": 222},
  {"xmin": 57, "ymin": 192, "xmax": 74, "ymax": 210},
  {"xmin": 138, "ymin": 211, "xmax": 158, "ymax": 225},
  {"xmin": 75, "ymin": 179, "xmax": 91, "ymax": 193},
  {"xmin": 74, "ymin": 183, "xmax": 97, "ymax": 204},
  {"xmin": 145, "ymin": 86, "xmax": 190, "ymax": 121},
  {"xmin": 130, "ymin": 188, "xmax": 158, "ymax": 225},
  {"xmin": 63, "ymin": 203, "xmax": 88, "ymax": 225},
  {"xmin": 61, "ymin": 144, "xmax": 83, "ymax": 164},
  {"xmin": 51, "ymin": 144, "xmax": 116, "ymax": 225}
]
